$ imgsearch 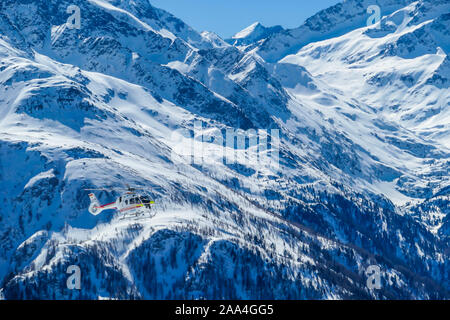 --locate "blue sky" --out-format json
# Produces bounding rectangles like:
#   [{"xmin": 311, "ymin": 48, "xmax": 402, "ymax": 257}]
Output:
[{"xmin": 150, "ymin": 0, "xmax": 342, "ymax": 38}]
